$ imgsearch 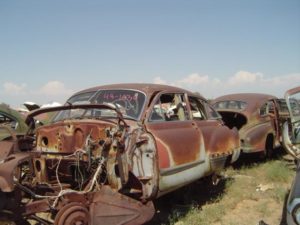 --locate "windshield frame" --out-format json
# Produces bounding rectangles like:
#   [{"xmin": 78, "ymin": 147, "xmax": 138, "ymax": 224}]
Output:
[{"xmin": 54, "ymin": 88, "xmax": 147, "ymax": 122}]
